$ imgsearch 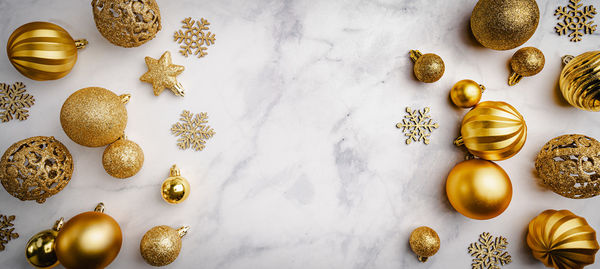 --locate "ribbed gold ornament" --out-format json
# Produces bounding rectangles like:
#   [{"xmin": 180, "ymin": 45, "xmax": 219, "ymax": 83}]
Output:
[{"xmin": 559, "ymin": 51, "xmax": 600, "ymax": 112}]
